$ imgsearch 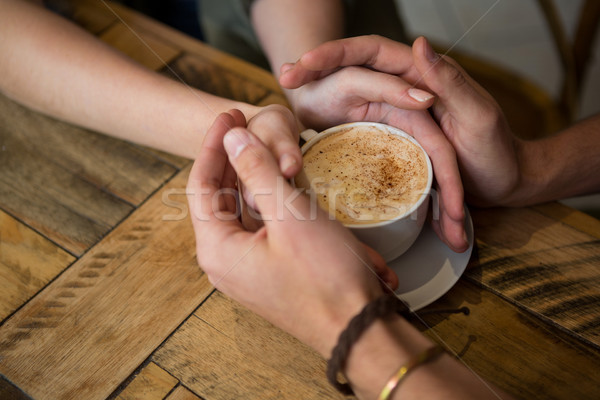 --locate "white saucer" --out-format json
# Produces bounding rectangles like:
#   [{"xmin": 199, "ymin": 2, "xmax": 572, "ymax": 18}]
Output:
[{"xmin": 390, "ymin": 207, "xmax": 474, "ymax": 311}]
